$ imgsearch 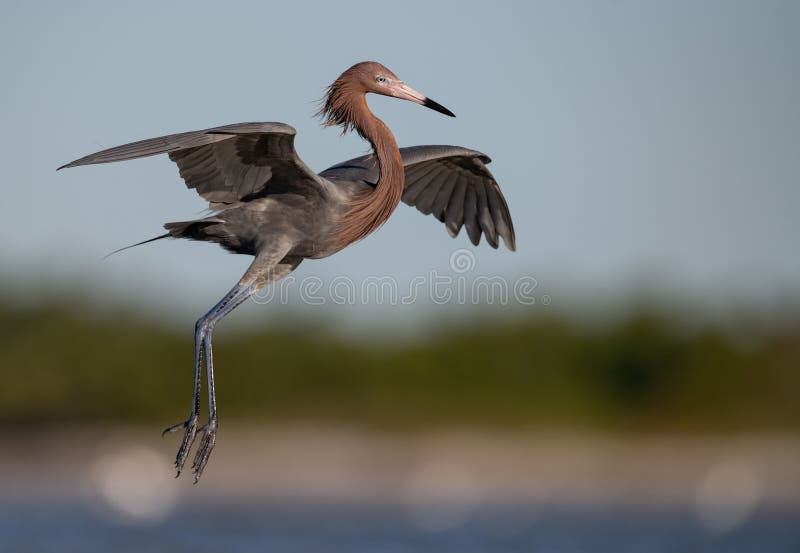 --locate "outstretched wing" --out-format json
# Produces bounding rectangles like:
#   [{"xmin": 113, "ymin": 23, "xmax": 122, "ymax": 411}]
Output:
[
  {"xmin": 321, "ymin": 146, "xmax": 515, "ymax": 251},
  {"xmin": 59, "ymin": 122, "xmax": 323, "ymax": 208}
]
